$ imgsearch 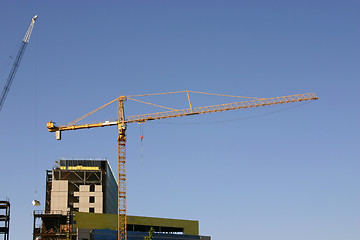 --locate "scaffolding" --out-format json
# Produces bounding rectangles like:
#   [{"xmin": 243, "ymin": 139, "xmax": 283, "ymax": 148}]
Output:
[
  {"xmin": 33, "ymin": 210, "xmax": 76, "ymax": 240},
  {"xmin": 45, "ymin": 170, "xmax": 52, "ymax": 214},
  {"xmin": 0, "ymin": 201, "xmax": 10, "ymax": 240}
]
